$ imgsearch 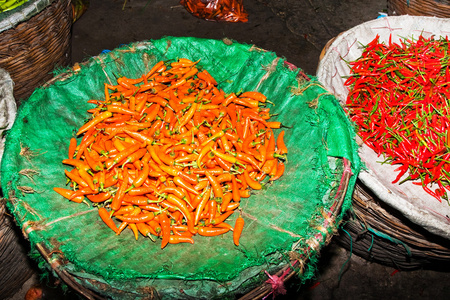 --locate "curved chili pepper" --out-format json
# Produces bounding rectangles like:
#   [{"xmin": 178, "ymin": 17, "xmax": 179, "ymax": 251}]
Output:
[
  {"xmin": 77, "ymin": 111, "xmax": 112, "ymax": 136},
  {"xmin": 276, "ymin": 130, "xmax": 288, "ymax": 155},
  {"xmin": 64, "ymin": 169, "xmax": 89, "ymax": 188},
  {"xmin": 115, "ymin": 211, "xmax": 155, "ymax": 223},
  {"xmin": 110, "ymin": 170, "xmax": 129, "ymax": 211},
  {"xmin": 53, "ymin": 187, "xmax": 85, "ymax": 203},
  {"xmin": 98, "ymin": 207, "xmax": 119, "ymax": 234},
  {"xmin": 197, "ymin": 226, "xmax": 230, "ymax": 236},
  {"xmin": 158, "ymin": 212, "xmax": 171, "ymax": 249},
  {"xmin": 233, "ymin": 214, "xmax": 245, "ymax": 246}
]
